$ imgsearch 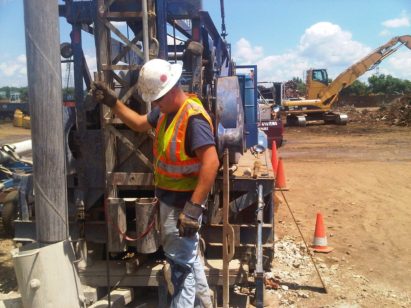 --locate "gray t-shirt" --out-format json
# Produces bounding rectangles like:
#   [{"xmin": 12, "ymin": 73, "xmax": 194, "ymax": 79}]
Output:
[{"xmin": 148, "ymin": 106, "xmax": 216, "ymax": 207}]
